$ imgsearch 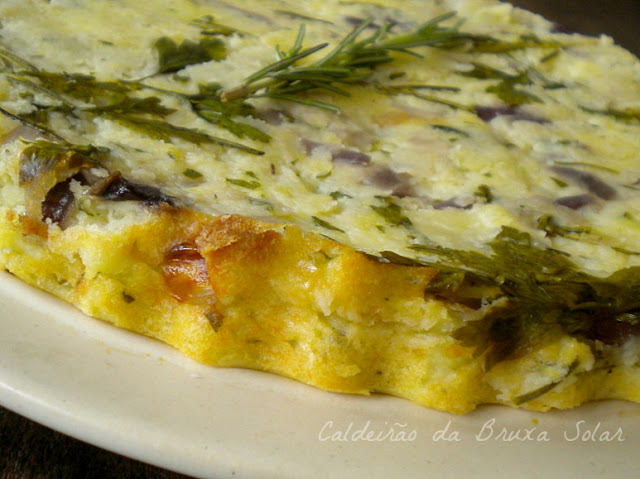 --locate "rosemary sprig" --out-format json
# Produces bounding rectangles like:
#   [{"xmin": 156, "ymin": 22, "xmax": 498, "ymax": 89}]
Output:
[
  {"xmin": 220, "ymin": 12, "xmax": 478, "ymax": 108},
  {"xmin": 219, "ymin": 10, "xmax": 564, "ymax": 111}
]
